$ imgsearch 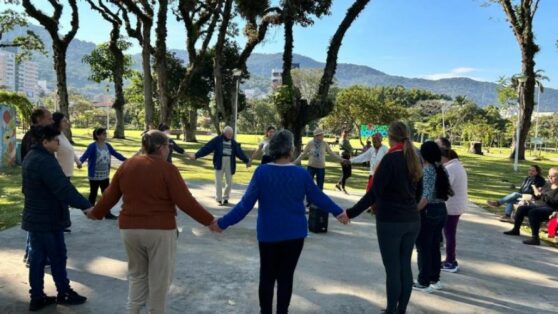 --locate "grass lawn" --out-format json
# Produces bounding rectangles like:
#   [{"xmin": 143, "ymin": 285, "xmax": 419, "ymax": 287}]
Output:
[{"xmin": 1, "ymin": 128, "xmax": 557, "ymax": 234}]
